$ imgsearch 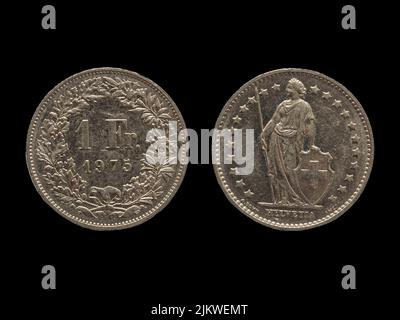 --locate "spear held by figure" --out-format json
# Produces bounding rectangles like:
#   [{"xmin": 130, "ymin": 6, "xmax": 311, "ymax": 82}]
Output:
[{"xmin": 254, "ymin": 86, "xmax": 276, "ymax": 203}]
